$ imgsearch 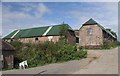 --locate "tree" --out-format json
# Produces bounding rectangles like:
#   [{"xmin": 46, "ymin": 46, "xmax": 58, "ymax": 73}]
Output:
[{"xmin": 59, "ymin": 25, "xmax": 69, "ymax": 42}]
